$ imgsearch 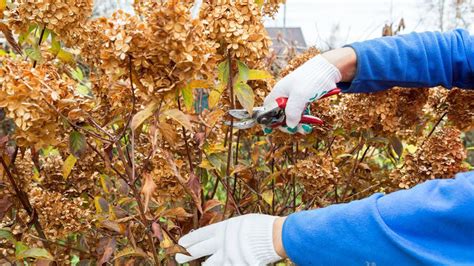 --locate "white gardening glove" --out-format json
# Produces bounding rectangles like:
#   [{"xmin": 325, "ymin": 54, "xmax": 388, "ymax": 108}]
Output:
[
  {"xmin": 263, "ymin": 55, "xmax": 342, "ymax": 134},
  {"xmin": 175, "ymin": 214, "xmax": 281, "ymax": 266}
]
